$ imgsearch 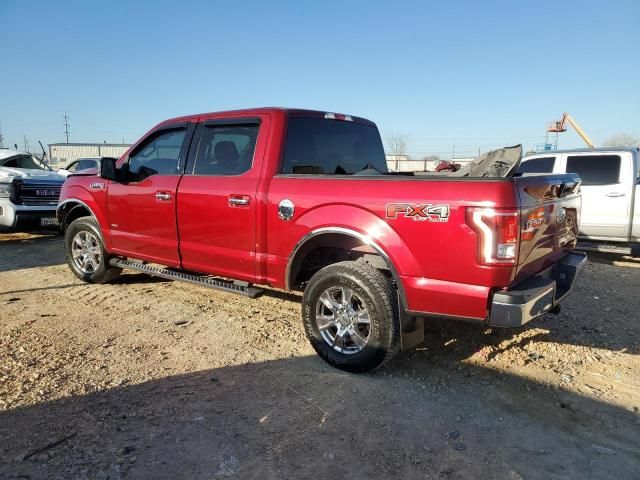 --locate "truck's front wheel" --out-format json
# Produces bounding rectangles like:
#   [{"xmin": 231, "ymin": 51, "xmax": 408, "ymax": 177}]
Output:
[
  {"xmin": 302, "ymin": 261, "xmax": 400, "ymax": 372},
  {"xmin": 65, "ymin": 216, "xmax": 122, "ymax": 284}
]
